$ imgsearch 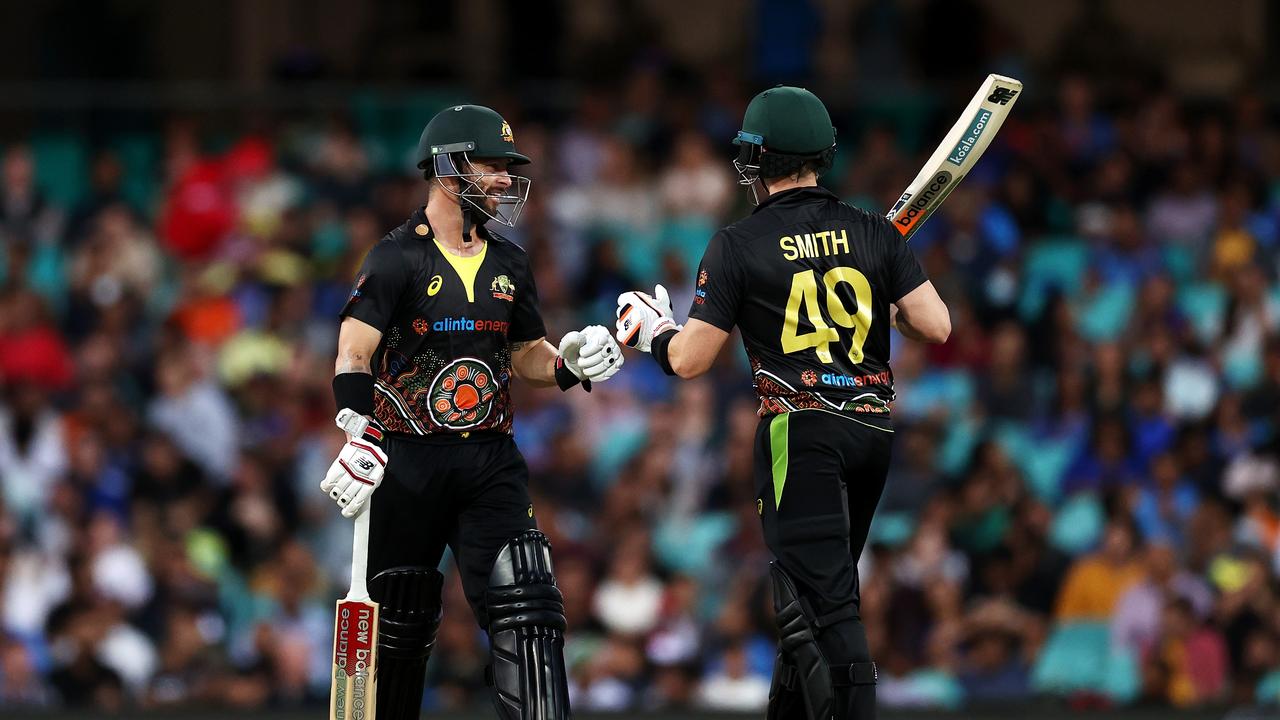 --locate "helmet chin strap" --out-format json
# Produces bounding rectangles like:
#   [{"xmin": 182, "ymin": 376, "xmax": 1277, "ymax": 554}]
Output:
[
  {"xmin": 460, "ymin": 199, "xmax": 480, "ymax": 245},
  {"xmin": 458, "ymin": 184, "xmax": 490, "ymax": 246}
]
